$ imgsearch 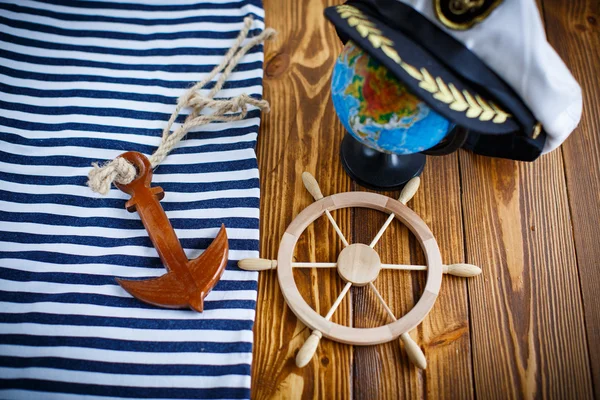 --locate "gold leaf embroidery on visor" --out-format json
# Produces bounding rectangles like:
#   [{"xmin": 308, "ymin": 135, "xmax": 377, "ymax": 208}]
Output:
[{"xmin": 335, "ymin": 5, "xmax": 510, "ymax": 124}]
